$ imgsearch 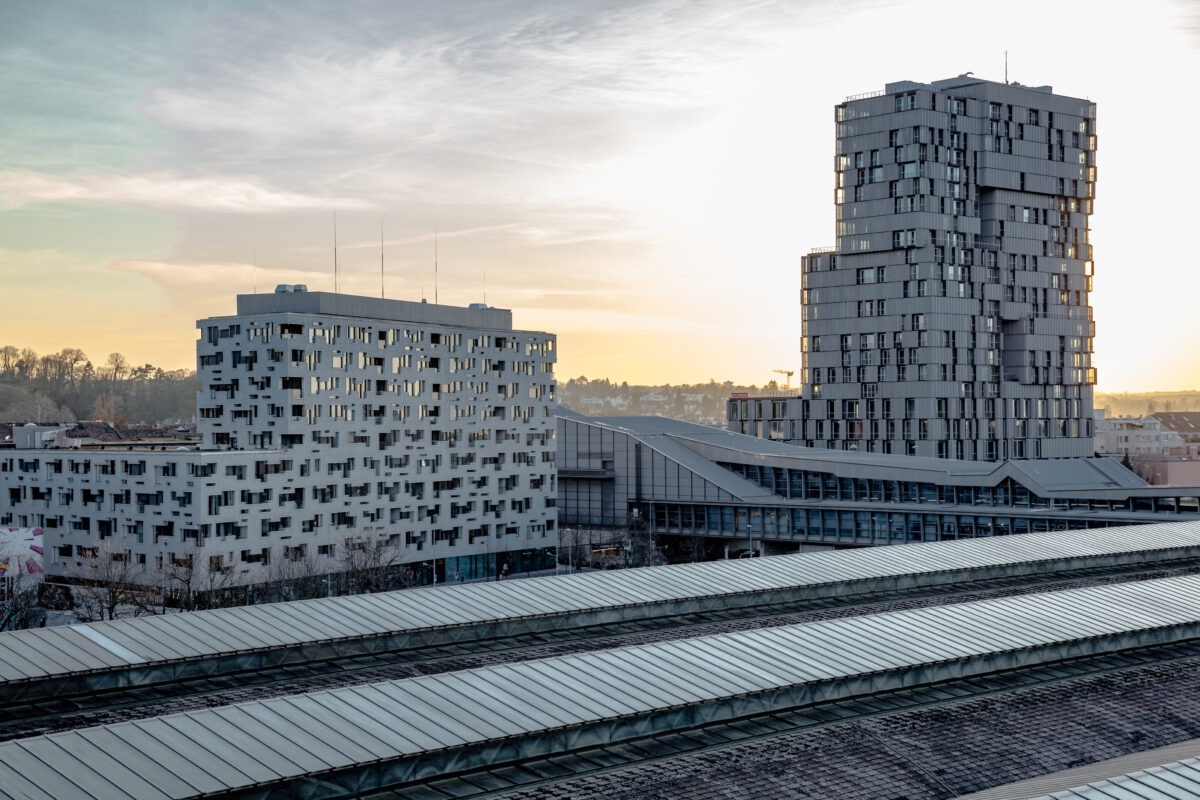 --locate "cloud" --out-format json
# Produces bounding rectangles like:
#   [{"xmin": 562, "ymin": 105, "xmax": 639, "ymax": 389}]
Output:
[
  {"xmin": 106, "ymin": 259, "xmax": 331, "ymax": 297},
  {"xmin": 135, "ymin": 2, "xmax": 814, "ymax": 204},
  {"xmin": 0, "ymin": 171, "xmax": 369, "ymax": 213}
]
